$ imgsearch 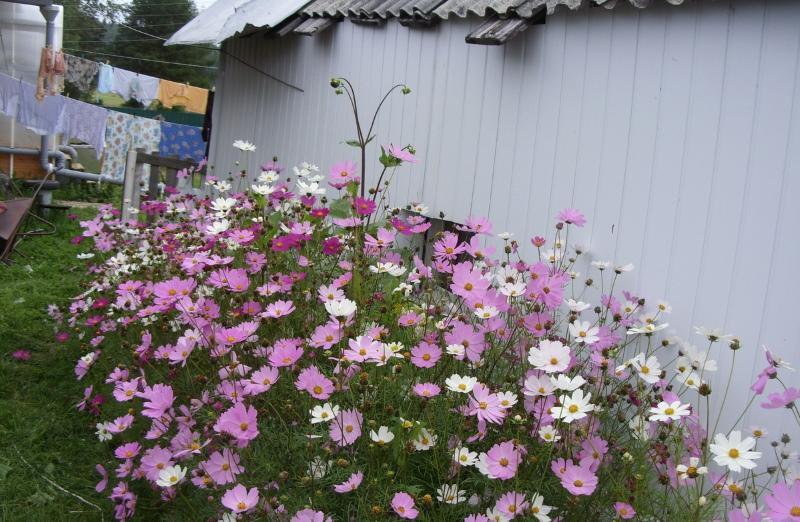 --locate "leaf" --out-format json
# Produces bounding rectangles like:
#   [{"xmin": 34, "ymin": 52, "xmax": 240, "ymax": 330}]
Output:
[
  {"xmin": 28, "ymin": 489, "xmax": 55, "ymax": 506},
  {"xmin": 0, "ymin": 462, "xmax": 11, "ymax": 480},
  {"xmin": 344, "ymin": 139, "xmax": 361, "ymax": 148},
  {"xmin": 329, "ymin": 198, "xmax": 352, "ymax": 219}
]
